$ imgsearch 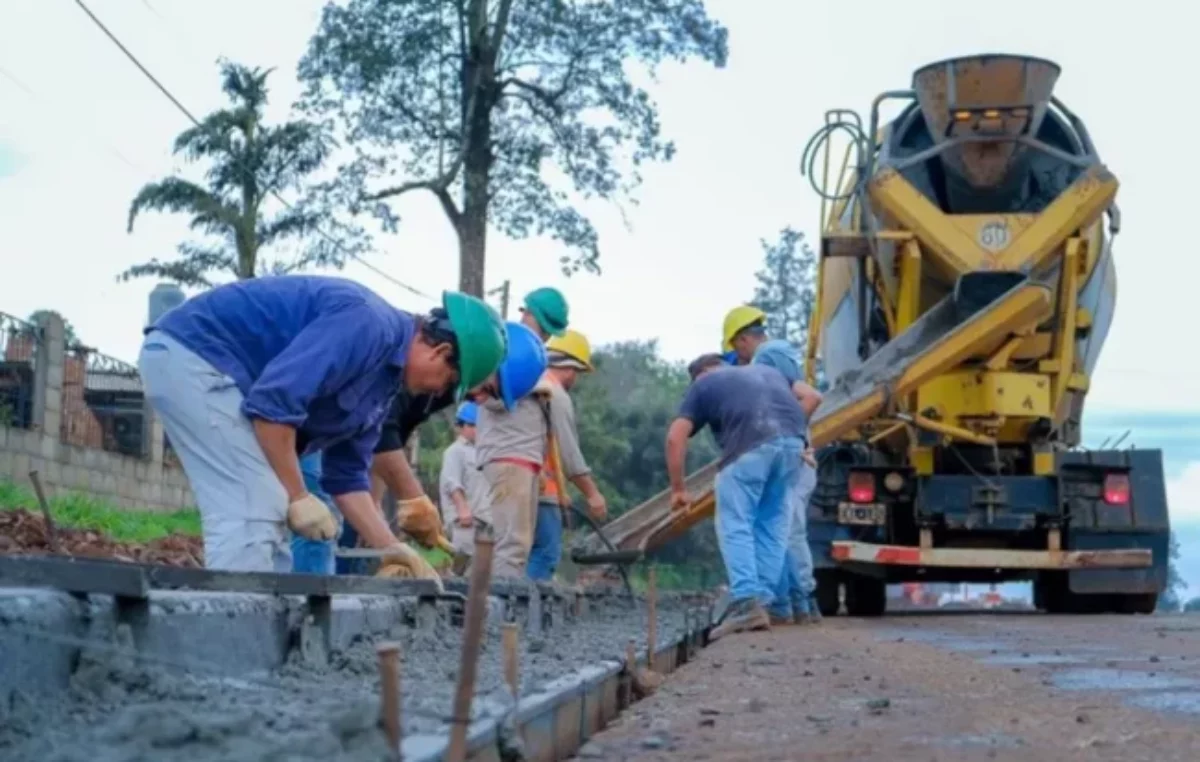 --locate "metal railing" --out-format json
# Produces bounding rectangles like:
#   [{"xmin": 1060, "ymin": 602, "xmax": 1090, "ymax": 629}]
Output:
[
  {"xmin": 0, "ymin": 312, "xmax": 41, "ymax": 429},
  {"xmin": 61, "ymin": 343, "xmax": 148, "ymax": 458}
]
